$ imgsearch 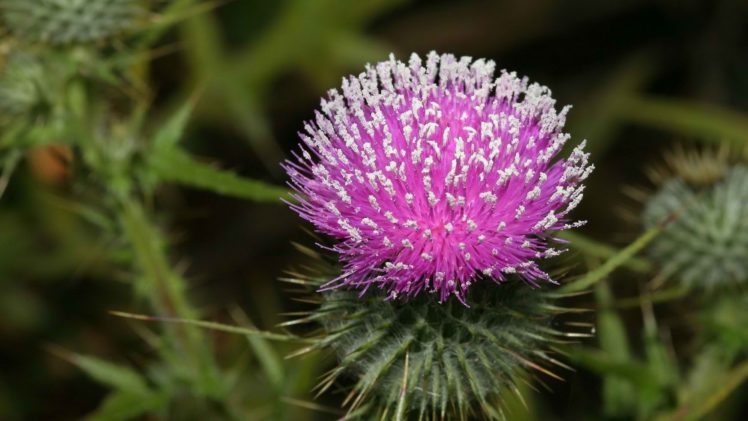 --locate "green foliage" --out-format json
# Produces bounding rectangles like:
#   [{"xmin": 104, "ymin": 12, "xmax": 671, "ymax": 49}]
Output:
[
  {"xmin": 180, "ymin": 0, "xmax": 405, "ymax": 169},
  {"xmin": 2, "ymin": 0, "xmax": 145, "ymax": 45},
  {"xmin": 561, "ymin": 225, "xmax": 663, "ymax": 293},
  {"xmin": 0, "ymin": 1, "xmax": 314, "ymax": 419},
  {"xmin": 659, "ymin": 348, "xmax": 748, "ymax": 421},
  {"xmin": 558, "ymin": 231, "xmax": 652, "ymax": 273},
  {"xmin": 568, "ymin": 282, "xmax": 680, "ymax": 420},
  {"xmin": 595, "ymin": 281, "xmax": 637, "ymax": 417},
  {"xmin": 643, "ymin": 165, "xmax": 748, "ymax": 289},
  {"xmin": 618, "ymin": 96, "xmax": 748, "ymax": 155},
  {"xmin": 150, "ymin": 147, "xmax": 290, "ymax": 202},
  {"xmin": 703, "ymin": 293, "xmax": 748, "ymax": 353},
  {"xmin": 86, "ymin": 390, "xmax": 167, "ymax": 421},
  {"xmin": 50, "ymin": 349, "xmax": 169, "ymax": 421},
  {"xmin": 66, "ymin": 351, "xmax": 150, "ymax": 395},
  {"xmin": 152, "ymin": 99, "xmax": 196, "ymax": 150},
  {"xmin": 288, "ymin": 262, "xmax": 575, "ymax": 420},
  {"xmin": 143, "ymin": 98, "xmax": 291, "ymax": 201}
]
